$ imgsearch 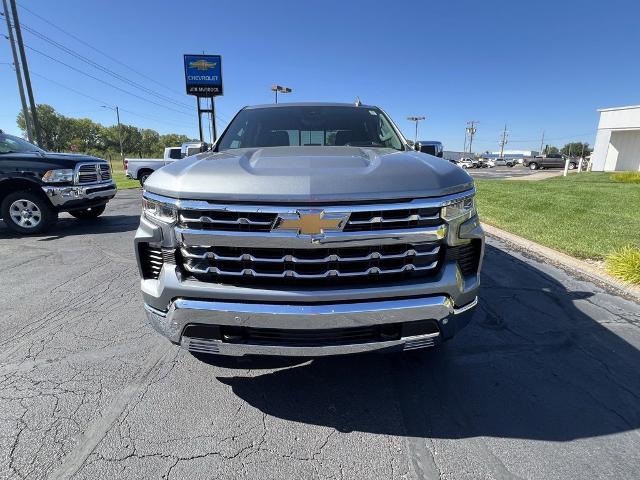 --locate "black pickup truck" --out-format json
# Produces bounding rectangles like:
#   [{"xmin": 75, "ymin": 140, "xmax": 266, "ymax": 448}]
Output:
[
  {"xmin": 0, "ymin": 131, "xmax": 117, "ymax": 234},
  {"xmin": 523, "ymin": 153, "xmax": 577, "ymax": 170}
]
